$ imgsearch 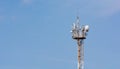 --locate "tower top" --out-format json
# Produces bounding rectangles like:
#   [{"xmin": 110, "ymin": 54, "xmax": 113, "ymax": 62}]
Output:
[{"xmin": 71, "ymin": 17, "xmax": 89, "ymax": 40}]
